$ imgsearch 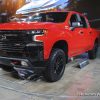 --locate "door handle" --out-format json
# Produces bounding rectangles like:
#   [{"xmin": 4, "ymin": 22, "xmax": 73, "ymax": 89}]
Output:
[
  {"xmin": 89, "ymin": 31, "xmax": 92, "ymax": 34},
  {"xmin": 79, "ymin": 31, "xmax": 84, "ymax": 34}
]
